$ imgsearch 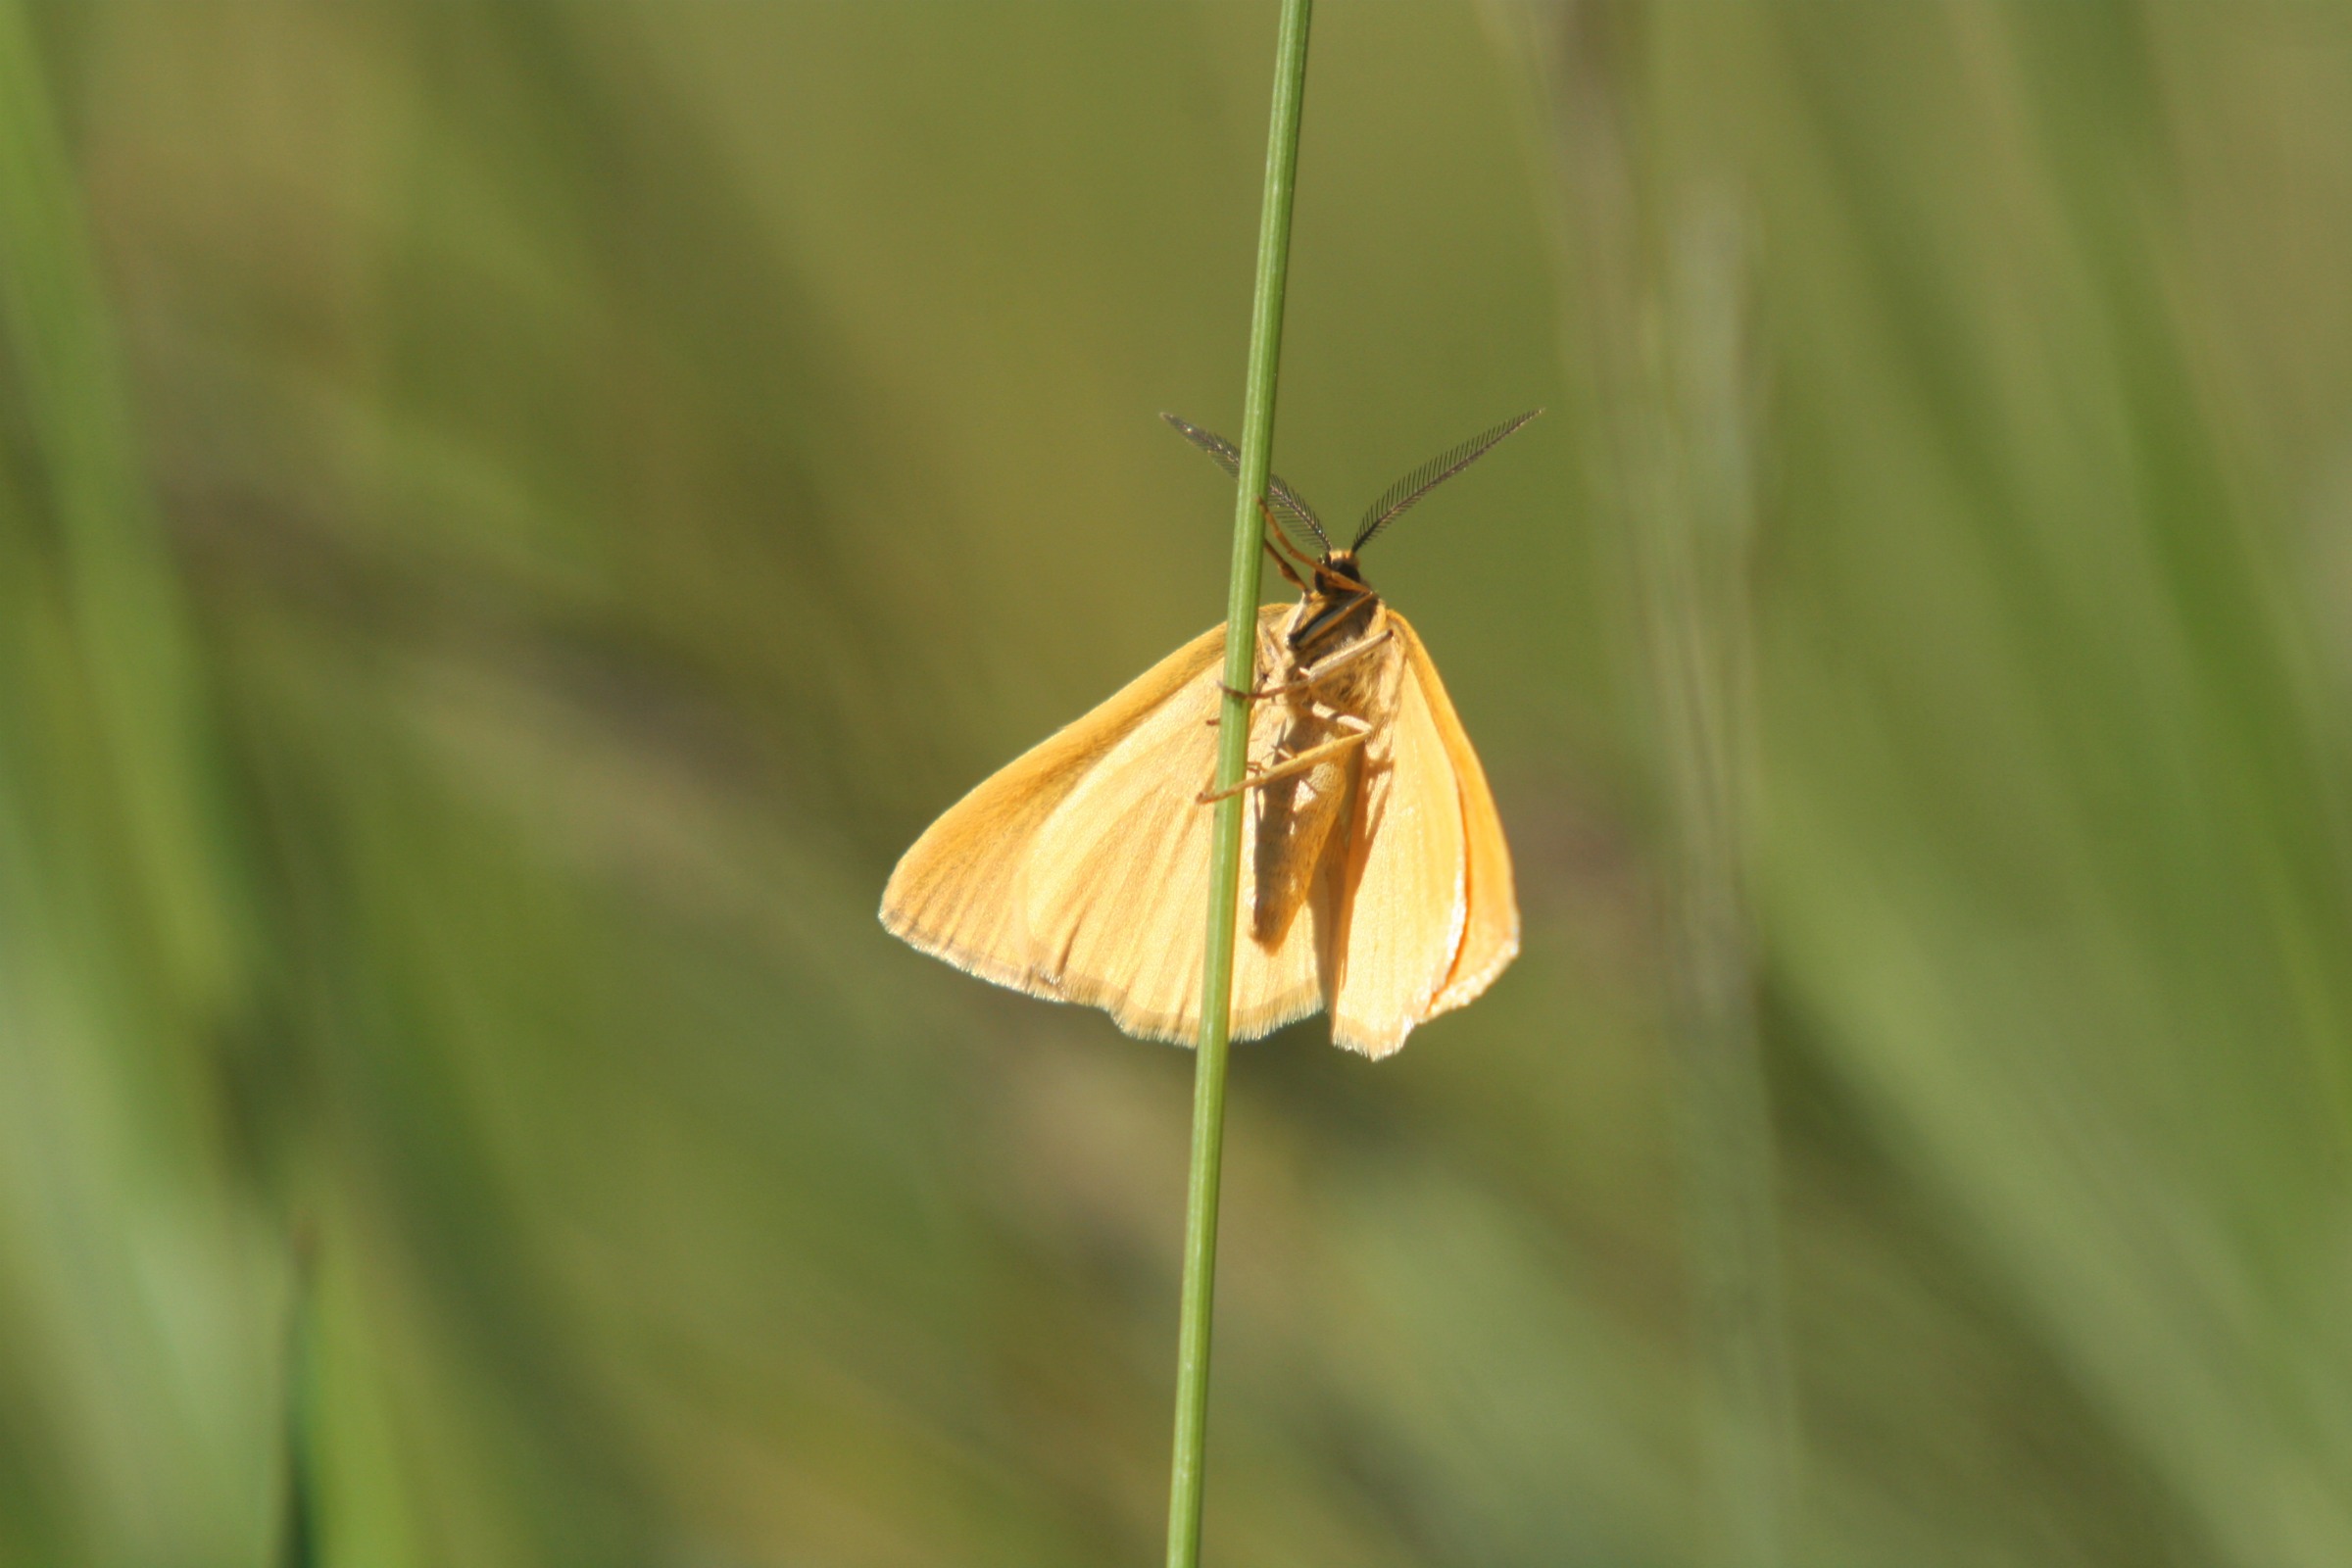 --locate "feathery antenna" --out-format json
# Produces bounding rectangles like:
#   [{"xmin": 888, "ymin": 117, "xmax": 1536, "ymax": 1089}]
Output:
[
  {"xmin": 1161, "ymin": 413, "xmax": 1333, "ymax": 557},
  {"xmin": 1351, "ymin": 410, "xmax": 1543, "ymax": 553}
]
